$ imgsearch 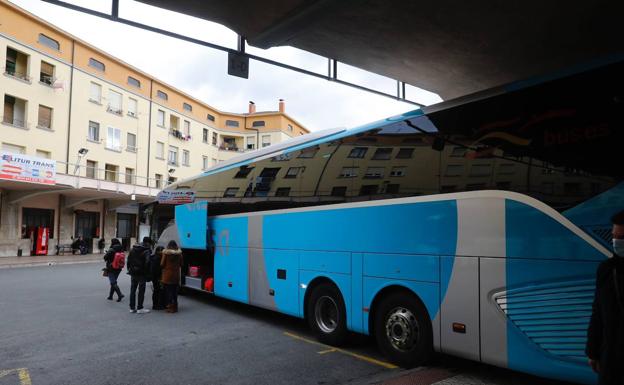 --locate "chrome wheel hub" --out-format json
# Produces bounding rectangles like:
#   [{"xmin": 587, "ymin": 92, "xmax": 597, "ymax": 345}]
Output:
[
  {"xmin": 385, "ymin": 307, "xmax": 419, "ymax": 352},
  {"xmin": 315, "ymin": 295, "xmax": 339, "ymax": 333}
]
